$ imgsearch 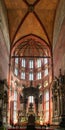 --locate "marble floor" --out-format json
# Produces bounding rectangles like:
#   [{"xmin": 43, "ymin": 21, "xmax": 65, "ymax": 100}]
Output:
[
  {"xmin": 2, "ymin": 124, "xmax": 65, "ymax": 130},
  {"xmin": 7, "ymin": 126, "xmax": 65, "ymax": 130}
]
